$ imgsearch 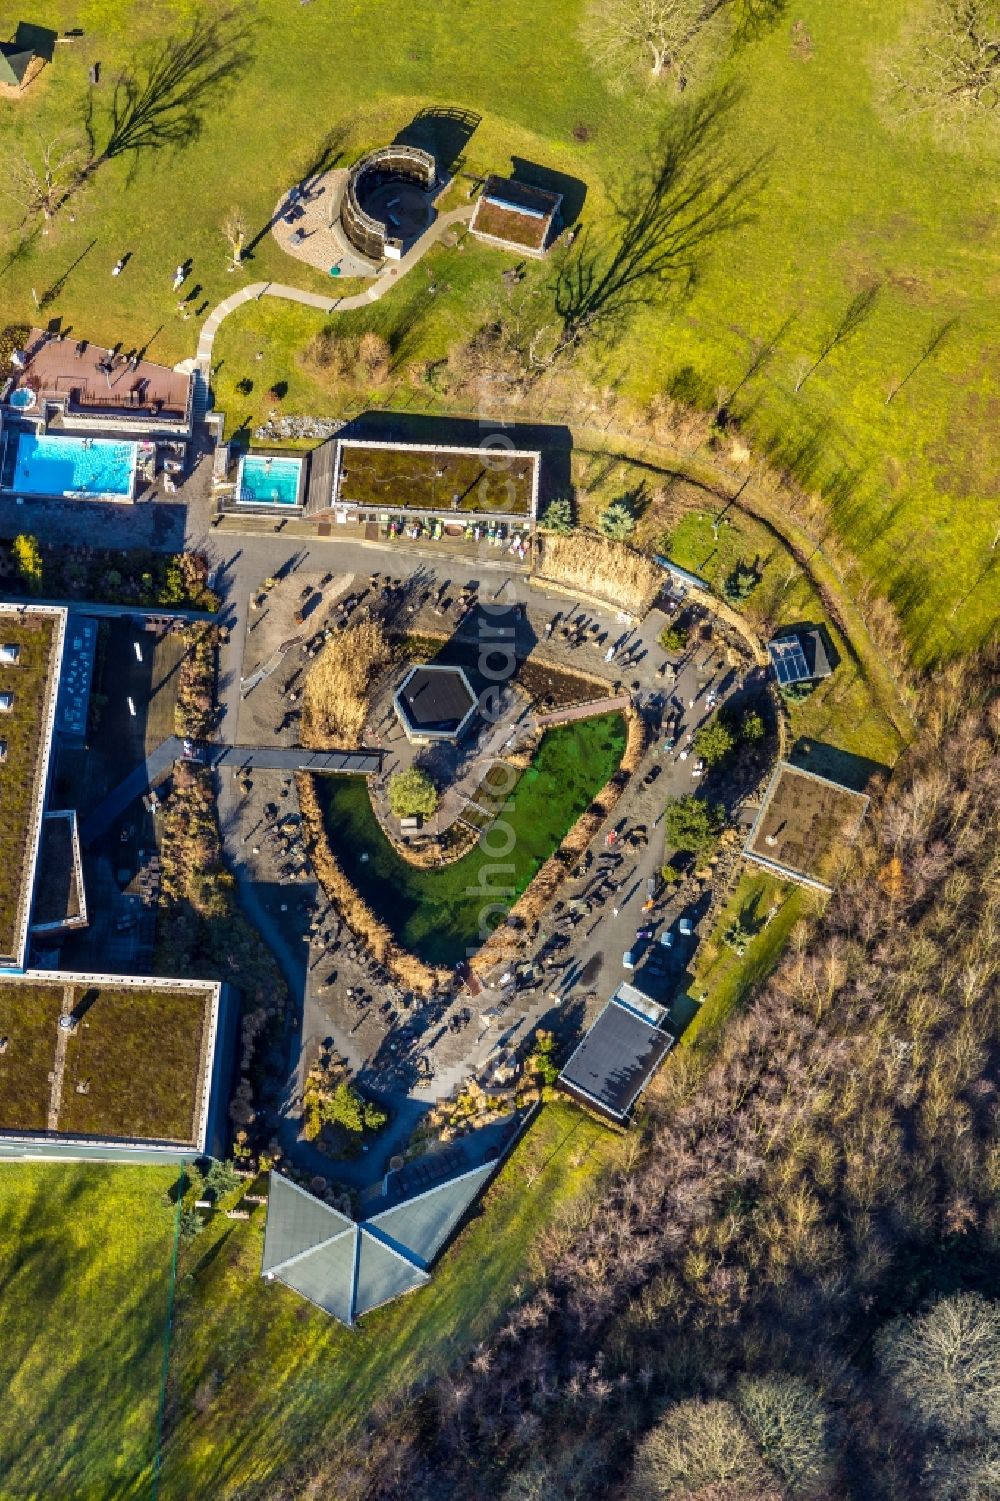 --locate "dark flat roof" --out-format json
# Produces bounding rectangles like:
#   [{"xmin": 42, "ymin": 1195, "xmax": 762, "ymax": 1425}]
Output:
[
  {"xmin": 559, "ymin": 999, "xmax": 673, "ymax": 1122},
  {"xmin": 482, "ymin": 176, "xmax": 561, "ymax": 216},
  {"xmin": 398, "ymin": 665, "xmax": 476, "ymax": 732}
]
